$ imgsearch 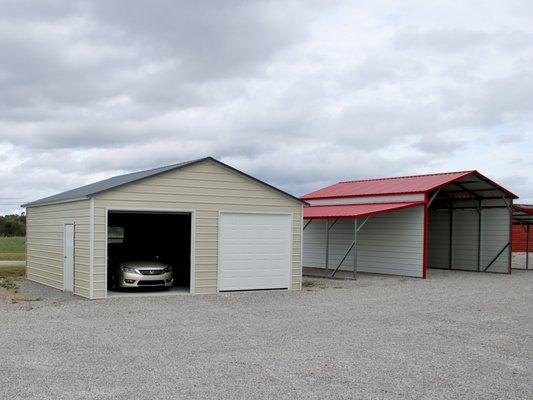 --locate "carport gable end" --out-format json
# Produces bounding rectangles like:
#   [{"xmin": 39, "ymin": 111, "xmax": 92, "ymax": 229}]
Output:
[
  {"xmin": 301, "ymin": 170, "xmax": 517, "ymax": 280},
  {"xmin": 23, "ymin": 157, "xmax": 306, "ymax": 299}
]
